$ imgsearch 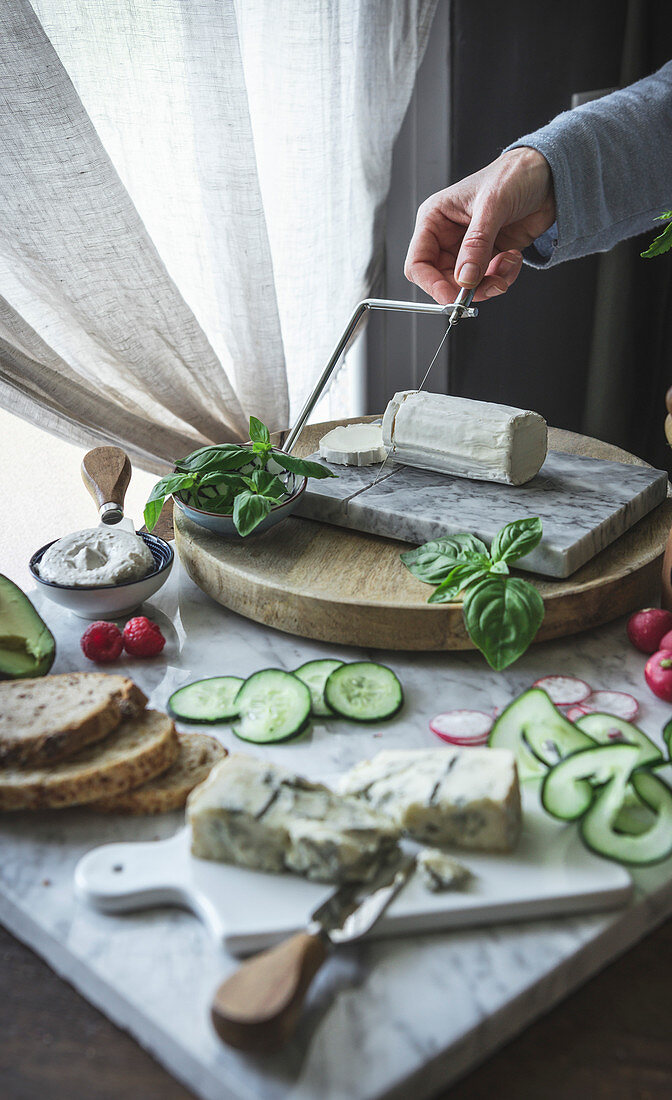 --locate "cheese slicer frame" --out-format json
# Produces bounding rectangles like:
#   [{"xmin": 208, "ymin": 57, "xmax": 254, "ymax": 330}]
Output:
[{"xmin": 283, "ymin": 294, "xmax": 477, "ymax": 454}]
